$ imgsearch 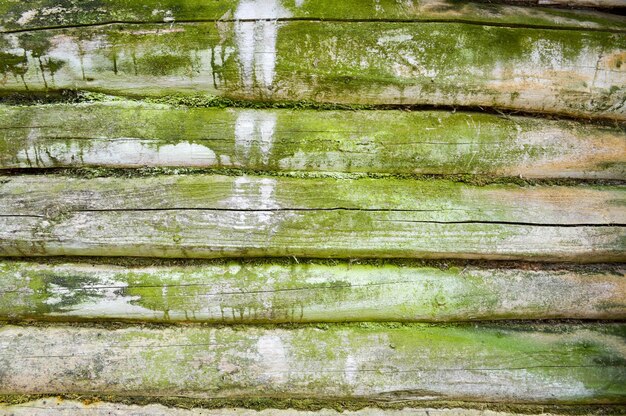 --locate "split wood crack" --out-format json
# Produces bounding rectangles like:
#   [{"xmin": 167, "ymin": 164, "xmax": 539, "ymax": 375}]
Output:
[{"xmin": 2, "ymin": 19, "xmax": 626, "ymax": 35}]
